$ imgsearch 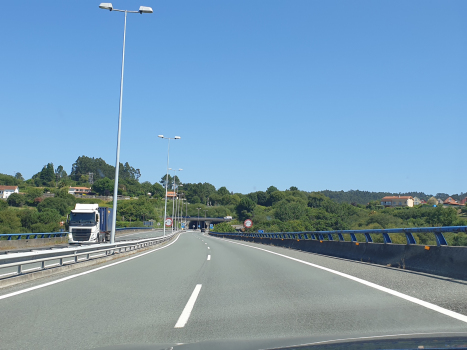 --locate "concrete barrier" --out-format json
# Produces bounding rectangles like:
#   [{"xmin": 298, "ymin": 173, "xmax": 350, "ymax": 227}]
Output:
[
  {"xmin": 212, "ymin": 234, "xmax": 467, "ymax": 281},
  {"xmin": 0, "ymin": 237, "xmax": 68, "ymax": 251},
  {"xmin": 0, "ymin": 228, "xmax": 157, "ymax": 251}
]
